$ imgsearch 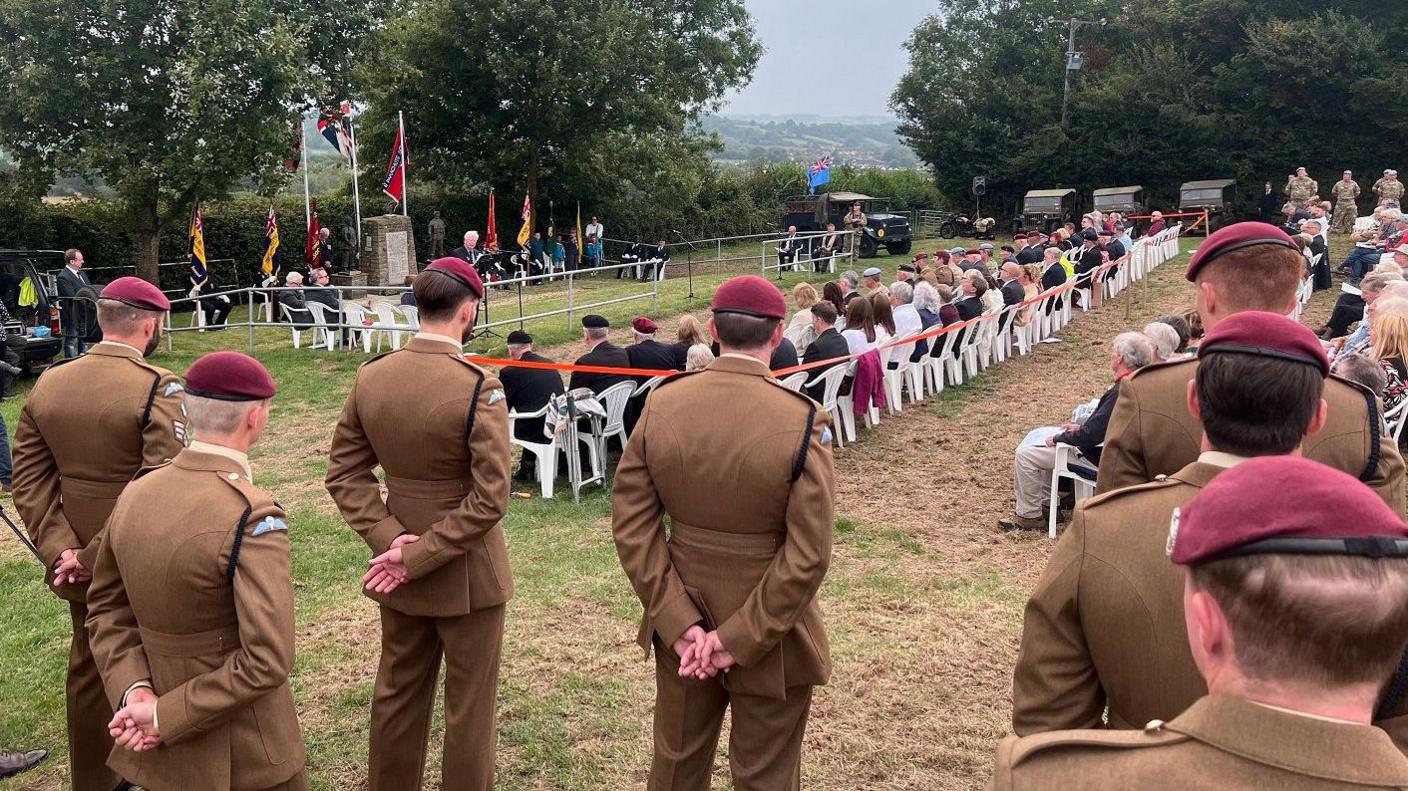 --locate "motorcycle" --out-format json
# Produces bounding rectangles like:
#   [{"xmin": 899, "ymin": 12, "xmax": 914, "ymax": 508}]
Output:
[{"xmin": 936, "ymin": 214, "xmax": 998, "ymax": 240}]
